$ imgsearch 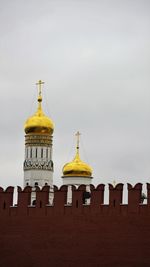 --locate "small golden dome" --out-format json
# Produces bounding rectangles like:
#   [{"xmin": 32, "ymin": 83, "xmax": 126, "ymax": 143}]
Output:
[
  {"xmin": 62, "ymin": 132, "xmax": 92, "ymax": 177},
  {"xmin": 24, "ymin": 80, "xmax": 54, "ymax": 134}
]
